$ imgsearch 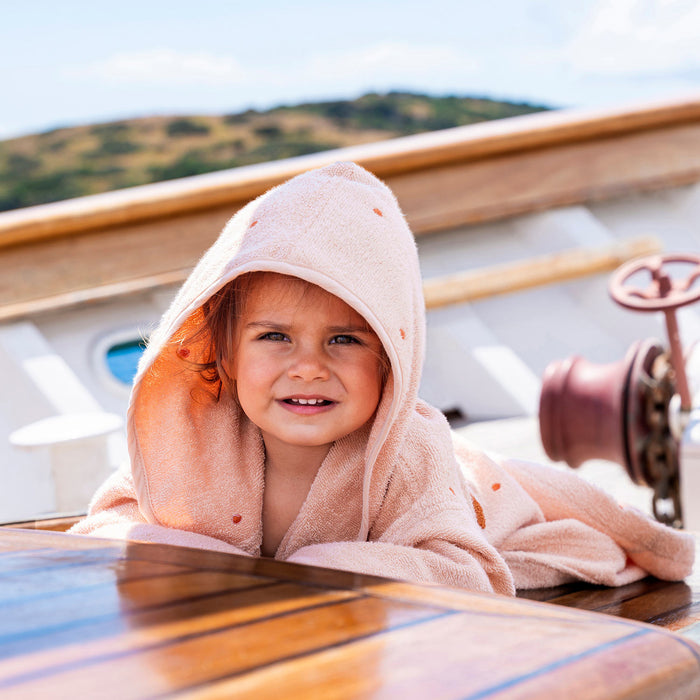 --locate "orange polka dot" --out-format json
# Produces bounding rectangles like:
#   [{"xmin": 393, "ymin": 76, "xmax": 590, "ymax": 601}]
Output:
[
  {"xmin": 373, "ymin": 208, "xmax": 383, "ymax": 216},
  {"xmin": 400, "ymin": 329, "xmax": 406, "ymax": 339},
  {"xmin": 232, "ymin": 514, "xmax": 242, "ymax": 524},
  {"xmin": 449, "ymin": 487, "xmax": 455, "ymax": 495},
  {"xmin": 250, "ymin": 220, "xmax": 258, "ymax": 227},
  {"xmin": 471, "ymin": 495, "xmax": 486, "ymax": 529},
  {"xmin": 177, "ymin": 347, "xmax": 190, "ymax": 359},
  {"xmin": 491, "ymin": 483, "xmax": 501, "ymax": 491}
]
